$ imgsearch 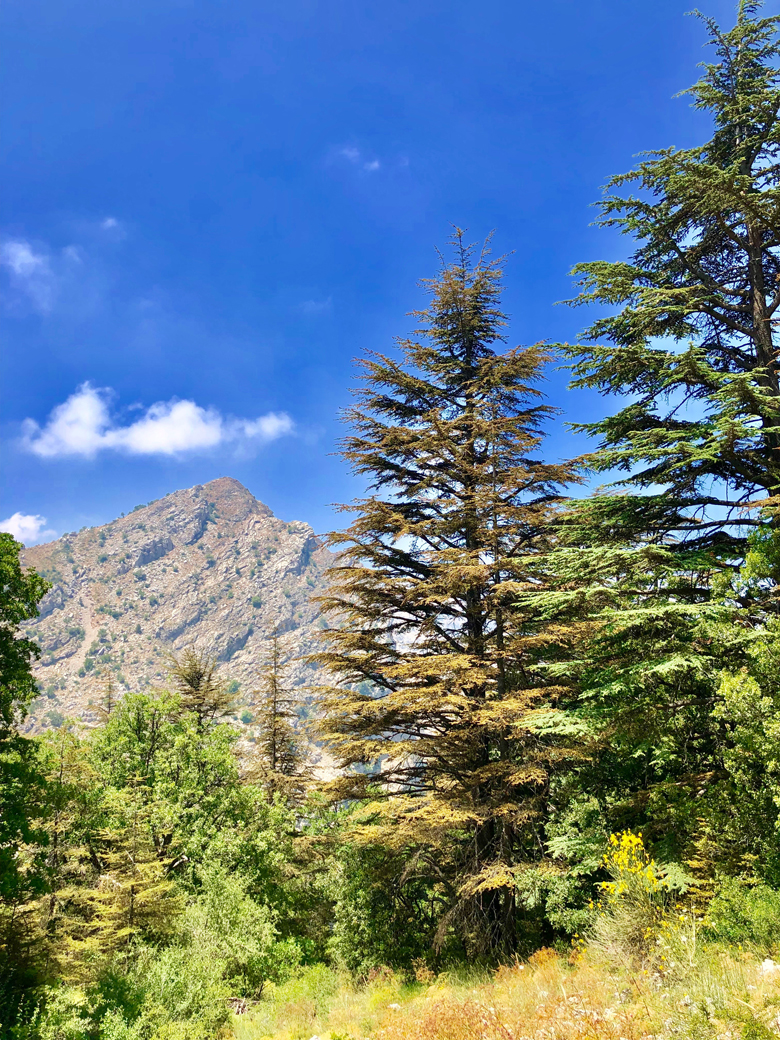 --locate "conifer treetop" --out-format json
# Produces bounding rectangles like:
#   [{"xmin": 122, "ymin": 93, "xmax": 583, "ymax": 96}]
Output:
[{"xmin": 562, "ymin": 1, "xmax": 780, "ymax": 551}]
